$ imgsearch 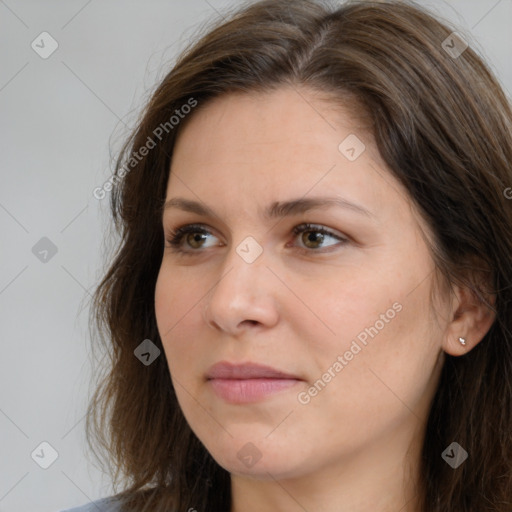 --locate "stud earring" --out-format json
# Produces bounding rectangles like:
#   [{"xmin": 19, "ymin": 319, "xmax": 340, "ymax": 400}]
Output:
[{"xmin": 458, "ymin": 337, "xmax": 466, "ymax": 346}]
